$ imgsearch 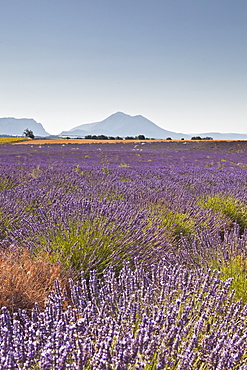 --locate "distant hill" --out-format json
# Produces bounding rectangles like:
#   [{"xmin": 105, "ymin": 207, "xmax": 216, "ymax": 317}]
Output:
[
  {"xmin": 60, "ymin": 112, "xmax": 189, "ymax": 139},
  {"xmin": 0, "ymin": 118, "xmax": 50, "ymax": 137},
  {"xmin": 2, "ymin": 114, "xmax": 246, "ymax": 140},
  {"xmin": 61, "ymin": 129, "xmax": 88, "ymax": 137},
  {"xmin": 60, "ymin": 112, "xmax": 247, "ymax": 140},
  {"xmin": 195, "ymin": 132, "xmax": 247, "ymax": 140}
]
